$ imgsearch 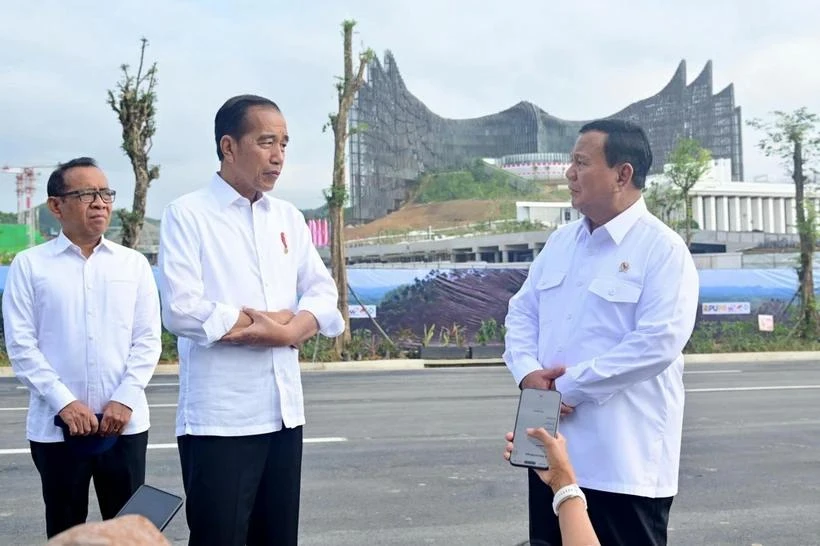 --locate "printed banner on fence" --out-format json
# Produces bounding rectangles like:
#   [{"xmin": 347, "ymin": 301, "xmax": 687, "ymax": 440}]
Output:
[
  {"xmin": 349, "ymin": 304, "xmax": 377, "ymax": 319},
  {"xmin": 701, "ymin": 301, "xmax": 751, "ymax": 315}
]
